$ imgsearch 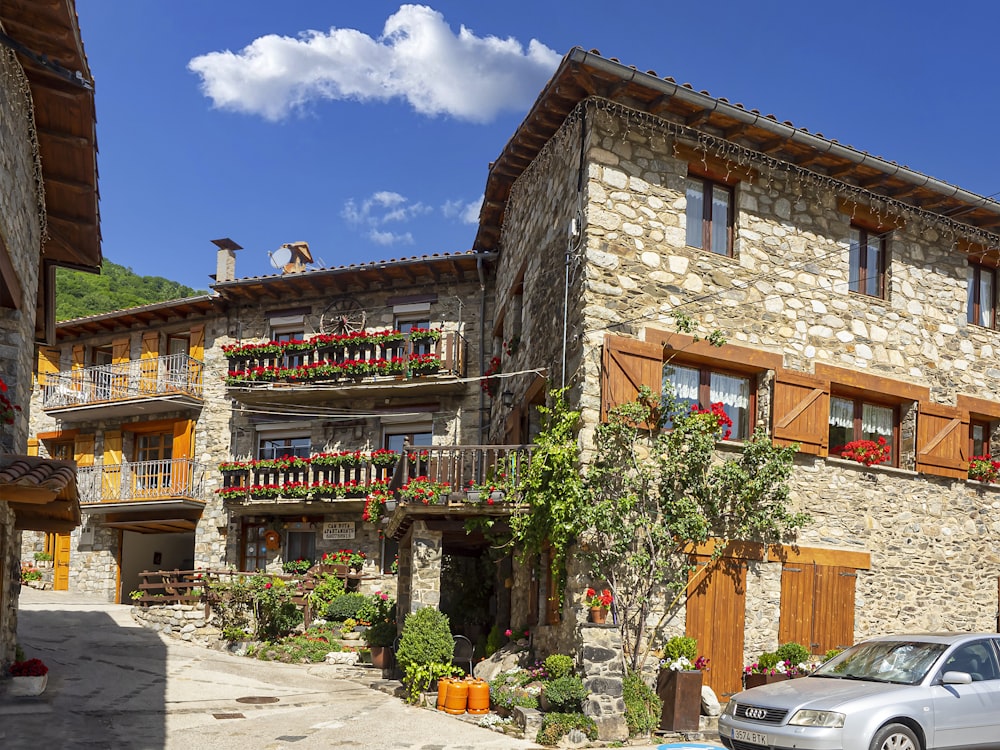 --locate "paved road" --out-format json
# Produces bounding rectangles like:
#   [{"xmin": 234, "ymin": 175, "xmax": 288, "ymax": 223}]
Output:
[{"xmin": 3, "ymin": 588, "xmax": 544, "ymax": 750}]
